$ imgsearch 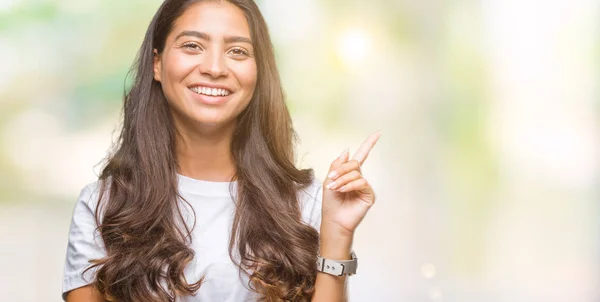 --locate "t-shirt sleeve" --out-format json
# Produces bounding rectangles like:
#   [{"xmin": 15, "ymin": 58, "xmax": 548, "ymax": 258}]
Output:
[
  {"xmin": 62, "ymin": 182, "xmax": 107, "ymax": 300},
  {"xmin": 299, "ymin": 178, "xmax": 323, "ymax": 232}
]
